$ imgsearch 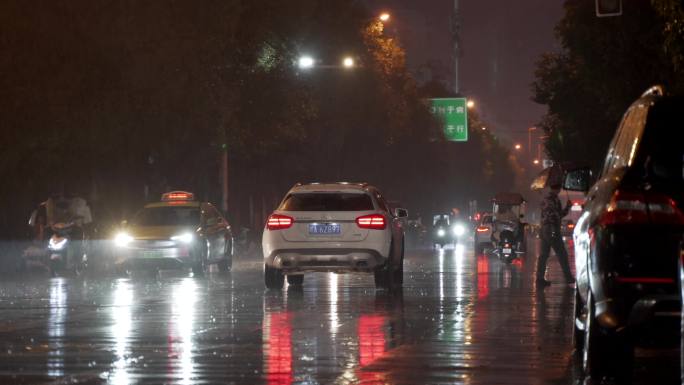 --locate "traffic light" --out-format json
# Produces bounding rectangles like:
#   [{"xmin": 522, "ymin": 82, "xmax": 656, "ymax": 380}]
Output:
[{"xmin": 596, "ymin": 0, "xmax": 622, "ymax": 17}]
